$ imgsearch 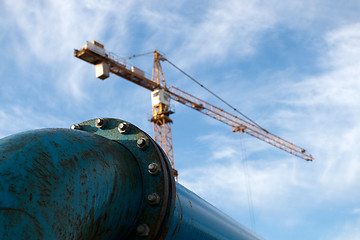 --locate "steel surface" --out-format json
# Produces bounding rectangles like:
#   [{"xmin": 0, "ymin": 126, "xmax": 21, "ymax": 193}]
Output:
[
  {"xmin": 165, "ymin": 183, "xmax": 262, "ymax": 240},
  {"xmin": 0, "ymin": 128, "xmax": 142, "ymax": 239},
  {"xmin": 0, "ymin": 118, "xmax": 262, "ymax": 240},
  {"xmin": 75, "ymin": 118, "xmax": 176, "ymax": 239}
]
